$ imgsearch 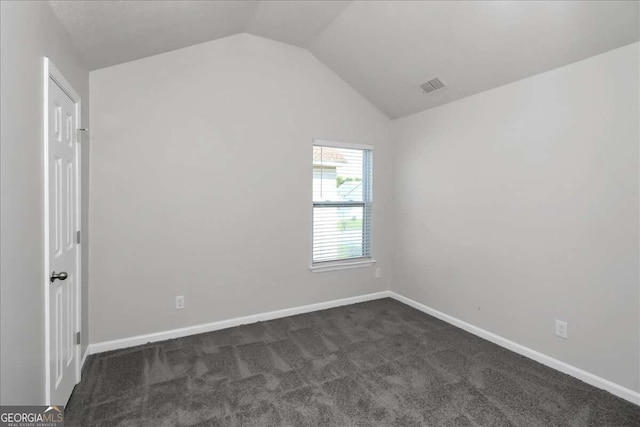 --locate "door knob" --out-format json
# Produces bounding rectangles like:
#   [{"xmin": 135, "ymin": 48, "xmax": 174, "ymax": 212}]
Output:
[{"xmin": 50, "ymin": 271, "xmax": 68, "ymax": 283}]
